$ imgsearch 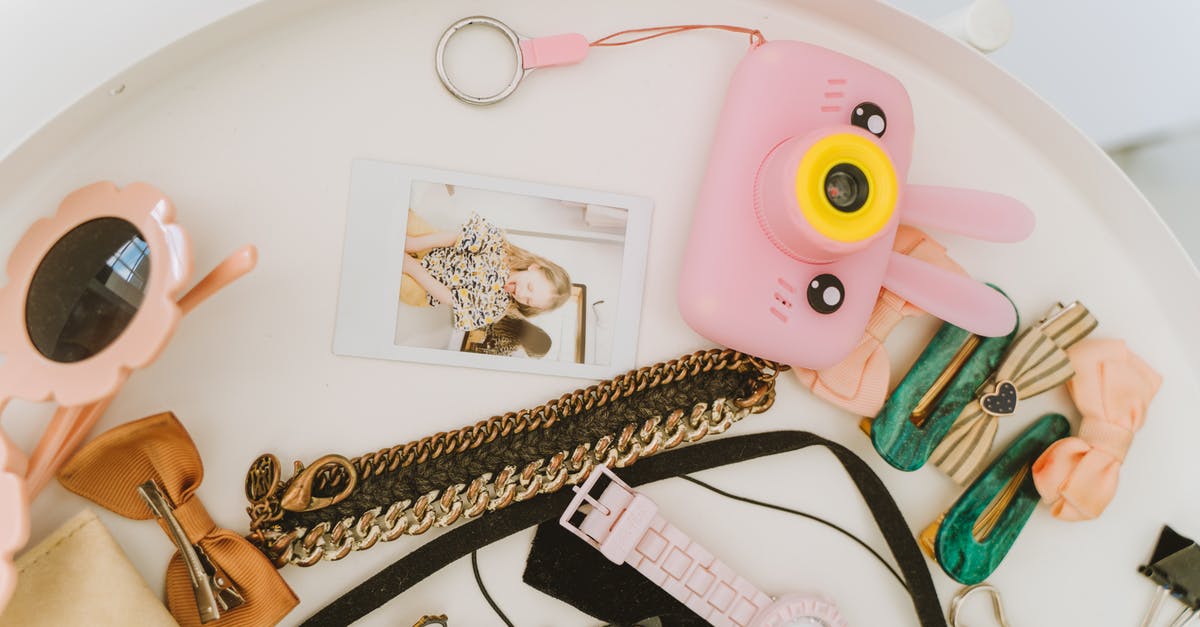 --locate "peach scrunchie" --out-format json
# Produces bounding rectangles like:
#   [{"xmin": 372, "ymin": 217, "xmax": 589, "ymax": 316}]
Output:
[
  {"xmin": 1031, "ymin": 339, "xmax": 1161, "ymax": 521},
  {"xmin": 793, "ymin": 226, "xmax": 967, "ymax": 416}
]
